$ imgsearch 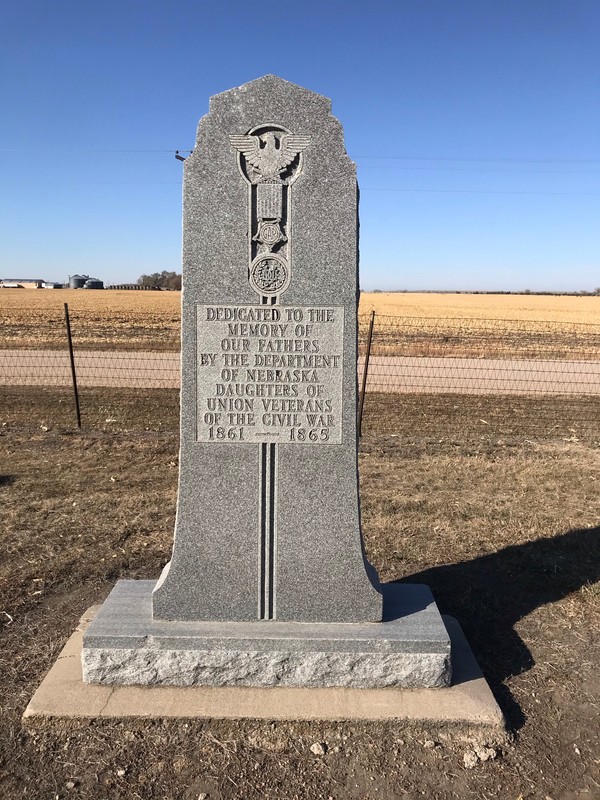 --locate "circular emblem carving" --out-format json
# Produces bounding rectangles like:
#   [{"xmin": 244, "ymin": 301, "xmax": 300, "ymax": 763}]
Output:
[
  {"xmin": 249, "ymin": 253, "xmax": 290, "ymax": 296},
  {"xmin": 258, "ymin": 221, "xmax": 283, "ymax": 246}
]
